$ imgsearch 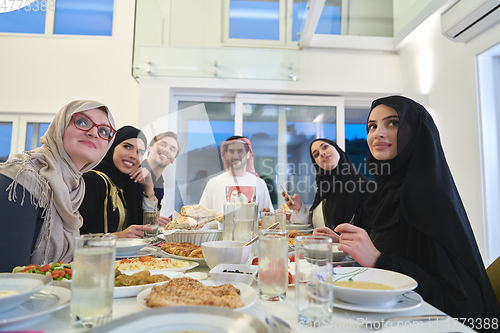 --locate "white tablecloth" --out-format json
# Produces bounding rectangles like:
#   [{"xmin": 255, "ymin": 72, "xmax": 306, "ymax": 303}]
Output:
[{"xmin": 0, "ymin": 261, "xmax": 478, "ymax": 333}]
